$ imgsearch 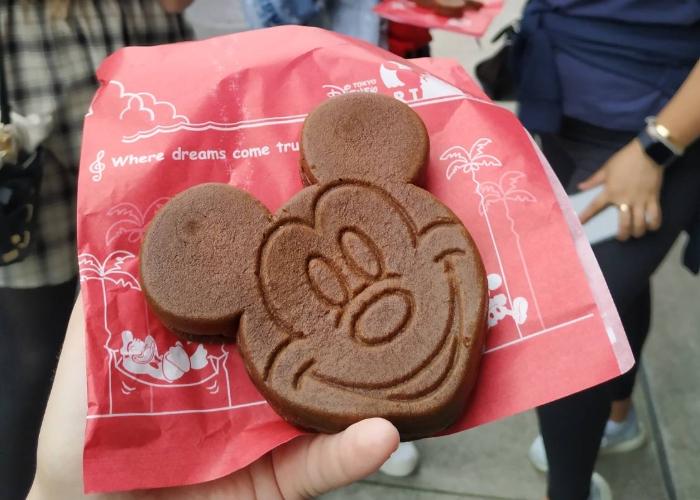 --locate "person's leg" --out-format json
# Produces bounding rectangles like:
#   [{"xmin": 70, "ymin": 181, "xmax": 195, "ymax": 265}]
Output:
[
  {"xmin": 537, "ymin": 122, "xmax": 700, "ymax": 500},
  {"xmin": 608, "ymin": 285, "xmax": 651, "ymax": 421},
  {"xmin": 537, "ymin": 385, "xmax": 610, "ymax": 500},
  {"xmin": 0, "ymin": 277, "xmax": 78, "ymax": 500}
]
